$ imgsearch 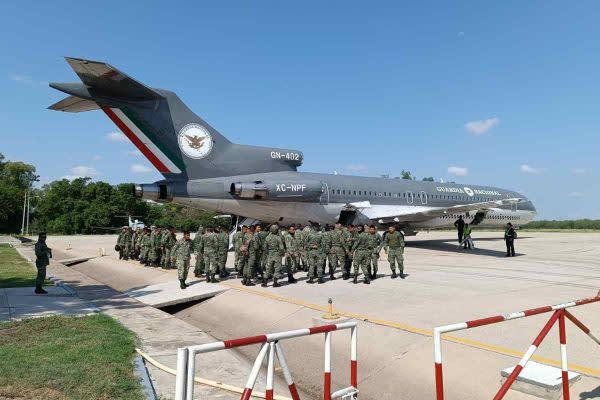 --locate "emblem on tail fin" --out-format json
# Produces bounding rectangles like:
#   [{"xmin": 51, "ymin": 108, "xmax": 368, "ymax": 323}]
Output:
[{"xmin": 178, "ymin": 123, "xmax": 213, "ymax": 159}]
